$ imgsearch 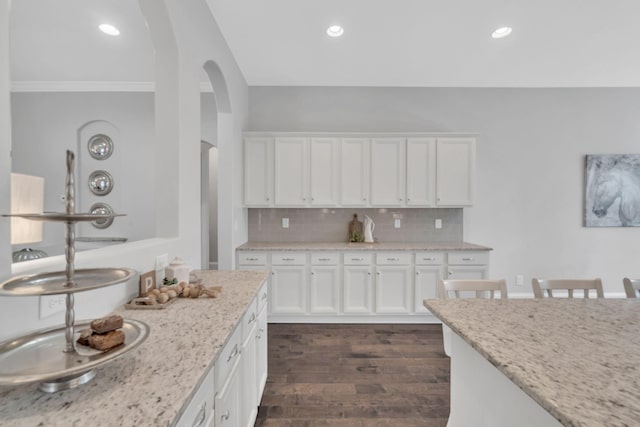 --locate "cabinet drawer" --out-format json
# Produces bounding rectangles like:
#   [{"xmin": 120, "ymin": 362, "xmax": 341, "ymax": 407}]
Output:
[
  {"xmin": 242, "ymin": 296, "xmax": 258, "ymax": 342},
  {"xmin": 175, "ymin": 363, "xmax": 214, "ymax": 427},
  {"xmin": 415, "ymin": 252, "xmax": 445, "ymax": 265},
  {"xmin": 311, "ymin": 253, "xmax": 339, "ymax": 265},
  {"xmin": 237, "ymin": 252, "xmax": 267, "ymax": 266},
  {"xmin": 215, "ymin": 324, "xmax": 242, "ymax": 392},
  {"xmin": 376, "ymin": 252, "xmax": 411, "ymax": 265},
  {"xmin": 447, "ymin": 251, "xmax": 489, "ymax": 265},
  {"xmin": 257, "ymin": 280, "xmax": 268, "ymax": 312},
  {"xmin": 271, "ymin": 252, "xmax": 306, "ymax": 265},
  {"xmin": 343, "ymin": 252, "xmax": 373, "ymax": 265}
]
